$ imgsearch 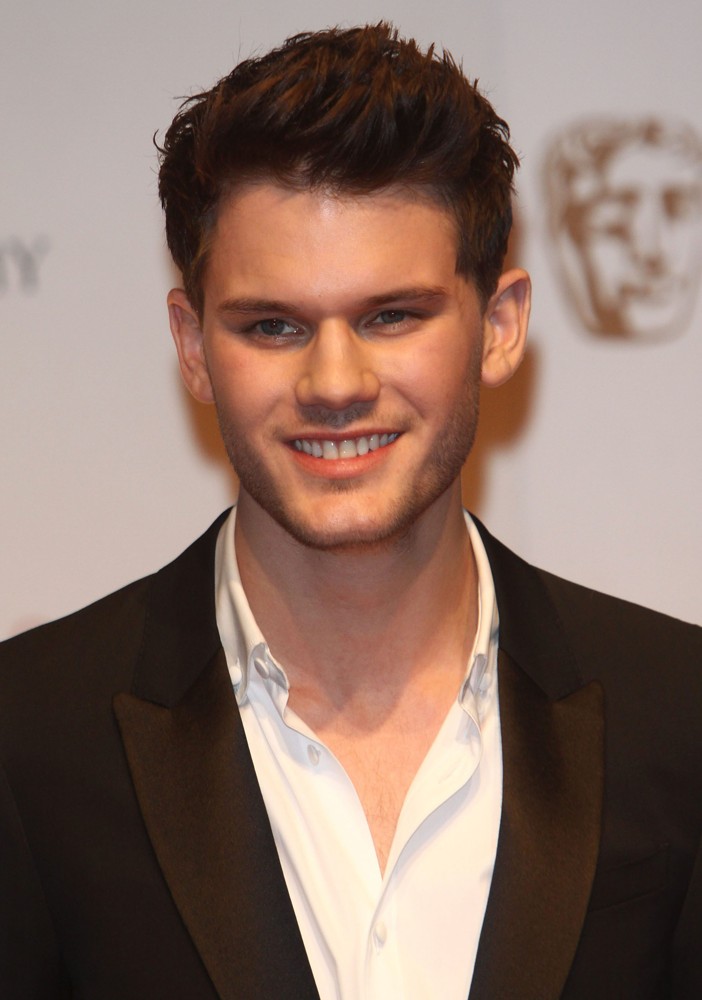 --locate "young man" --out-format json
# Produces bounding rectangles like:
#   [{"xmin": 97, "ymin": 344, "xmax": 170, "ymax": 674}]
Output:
[{"xmin": 1, "ymin": 23, "xmax": 700, "ymax": 1000}]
